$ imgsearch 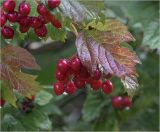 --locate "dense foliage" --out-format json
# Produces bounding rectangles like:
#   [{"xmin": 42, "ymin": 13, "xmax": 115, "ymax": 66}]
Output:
[{"xmin": 0, "ymin": 0, "xmax": 159, "ymax": 131}]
